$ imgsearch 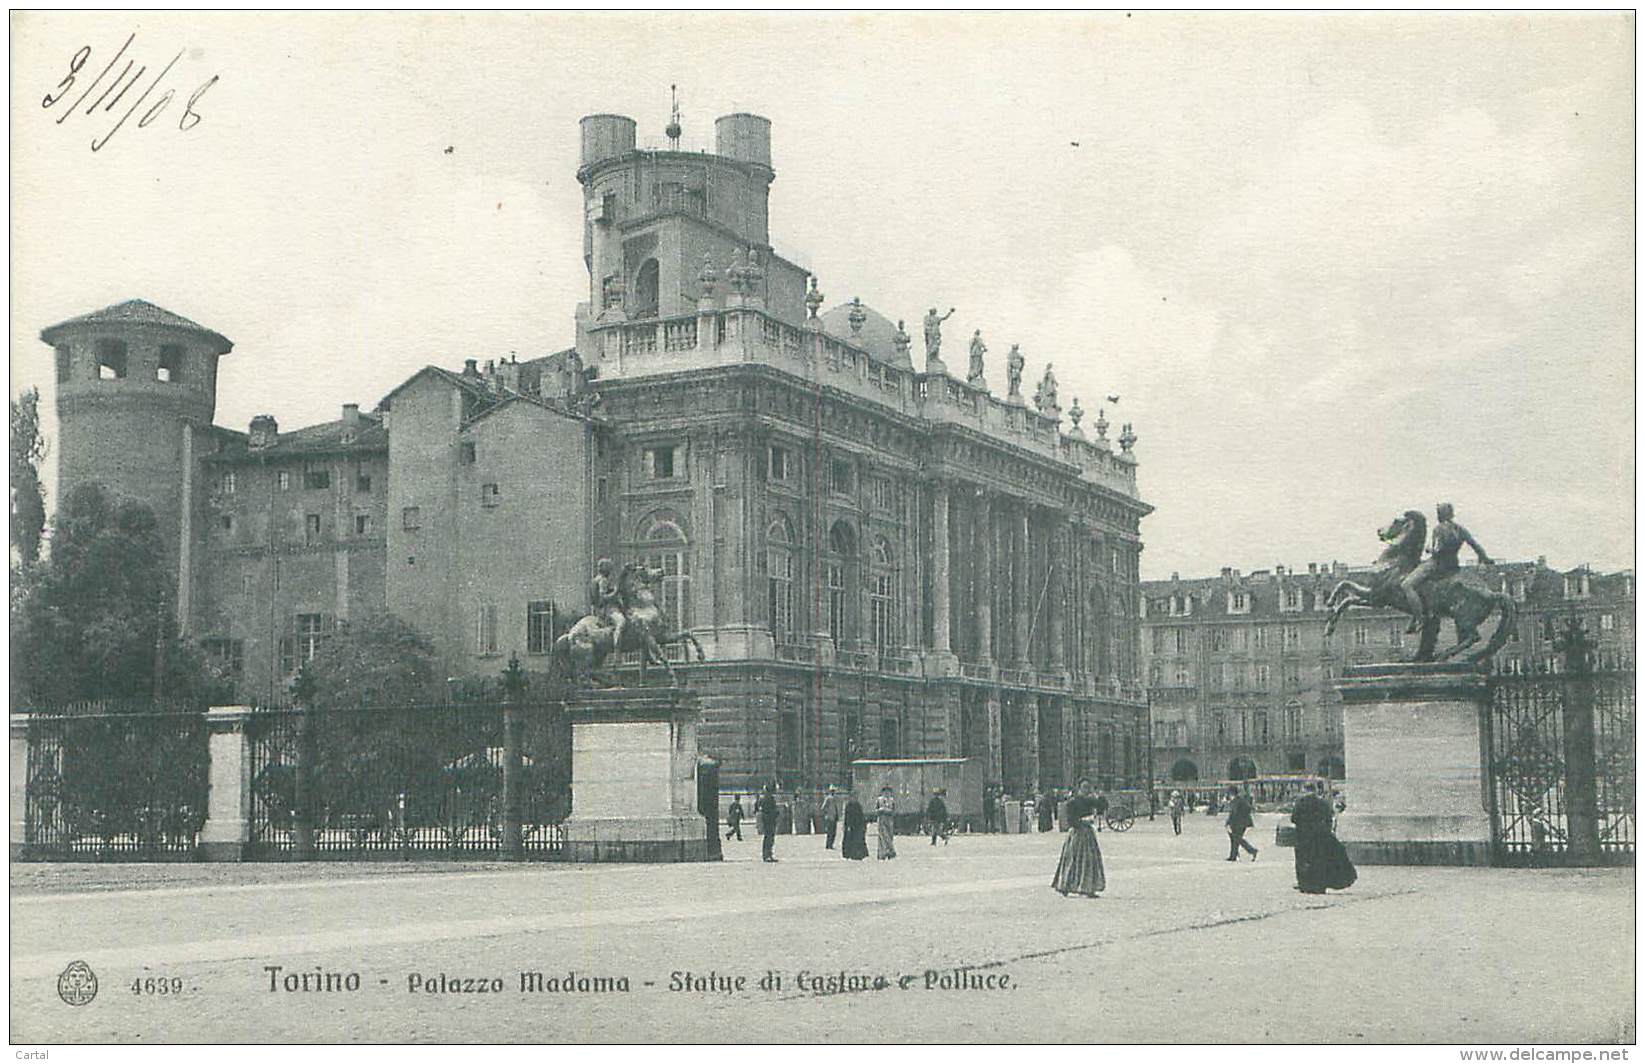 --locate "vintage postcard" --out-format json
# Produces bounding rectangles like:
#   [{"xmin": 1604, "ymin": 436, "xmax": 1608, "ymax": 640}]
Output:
[{"xmin": 8, "ymin": 10, "xmax": 1635, "ymax": 1050}]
